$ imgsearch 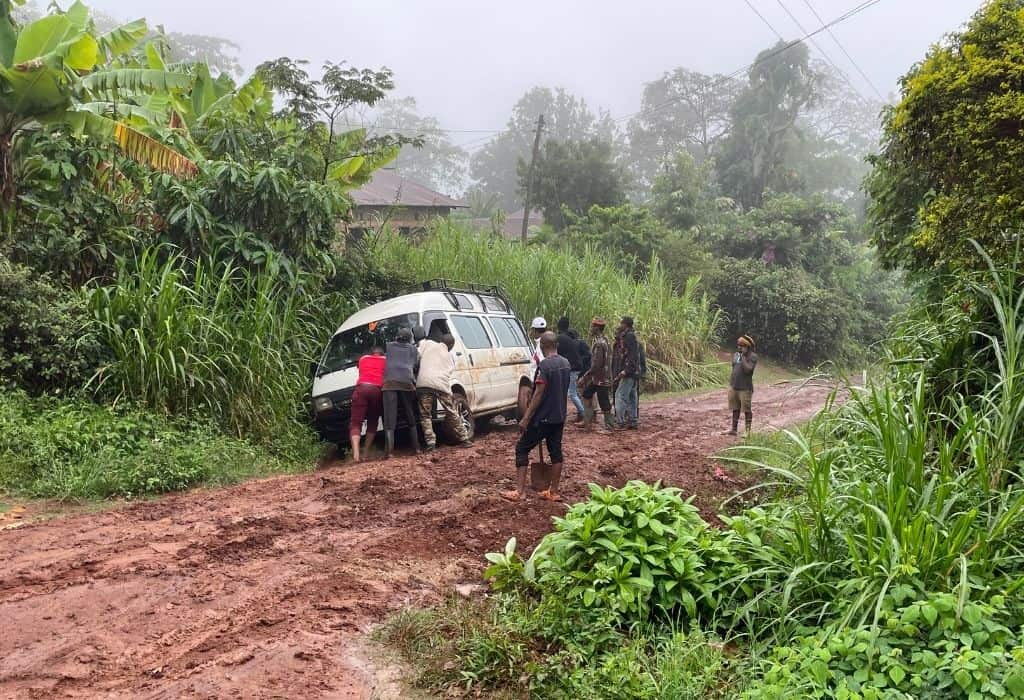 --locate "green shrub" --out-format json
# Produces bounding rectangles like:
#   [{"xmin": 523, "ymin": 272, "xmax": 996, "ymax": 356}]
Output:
[
  {"xmin": 744, "ymin": 593, "xmax": 1024, "ymax": 699},
  {"xmin": 531, "ymin": 481, "xmax": 744, "ymax": 622},
  {"xmin": 371, "ymin": 221, "xmax": 722, "ymax": 390},
  {"xmin": 0, "ymin": 254, "xmax": 106, "ymax": 395},
  {"xmin": 0, "ymin": 390, "xmax": 314, "ymax": 500}
]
